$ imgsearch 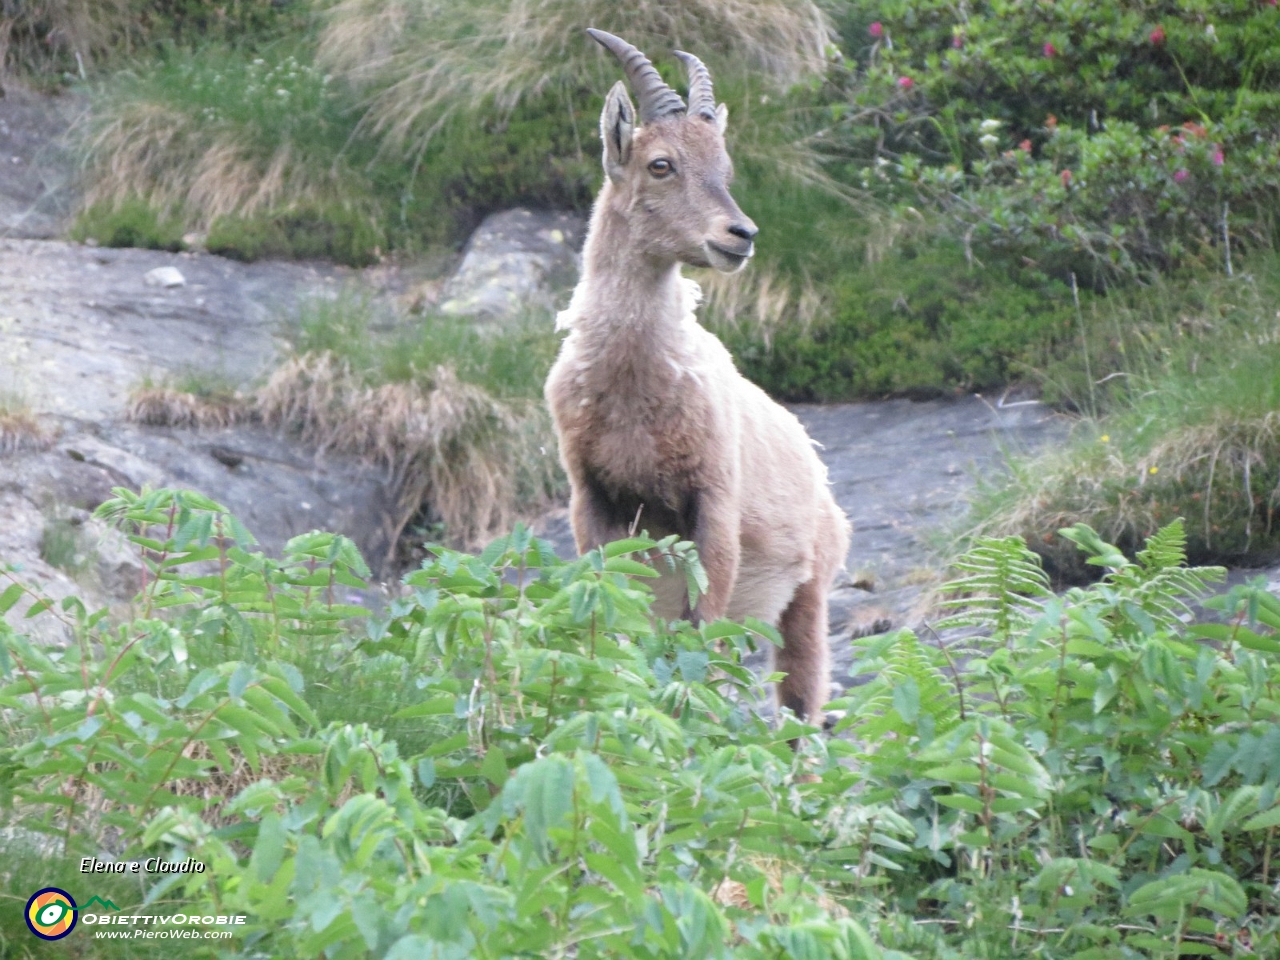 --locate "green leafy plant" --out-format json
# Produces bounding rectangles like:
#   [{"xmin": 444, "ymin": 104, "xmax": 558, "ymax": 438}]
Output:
[{"xmin": 4, "ymin": 488, "xmax": 1279, "ymax": 957}]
